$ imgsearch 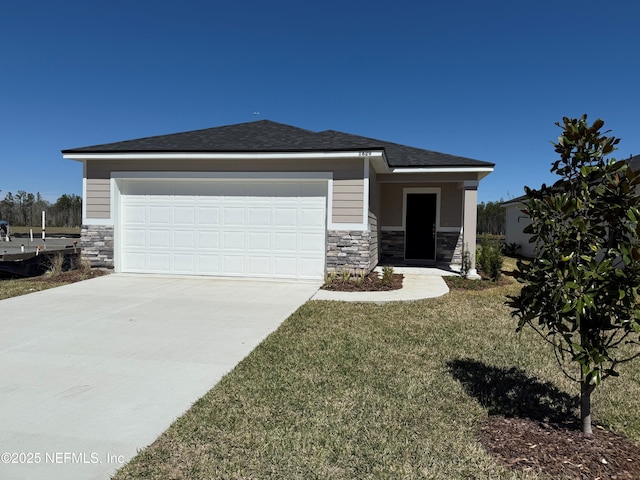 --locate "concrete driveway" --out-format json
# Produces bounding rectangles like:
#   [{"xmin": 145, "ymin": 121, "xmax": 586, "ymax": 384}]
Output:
[{"xmin": 0, "ymin": 274, "xmax": 319, "ymax": 480}]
